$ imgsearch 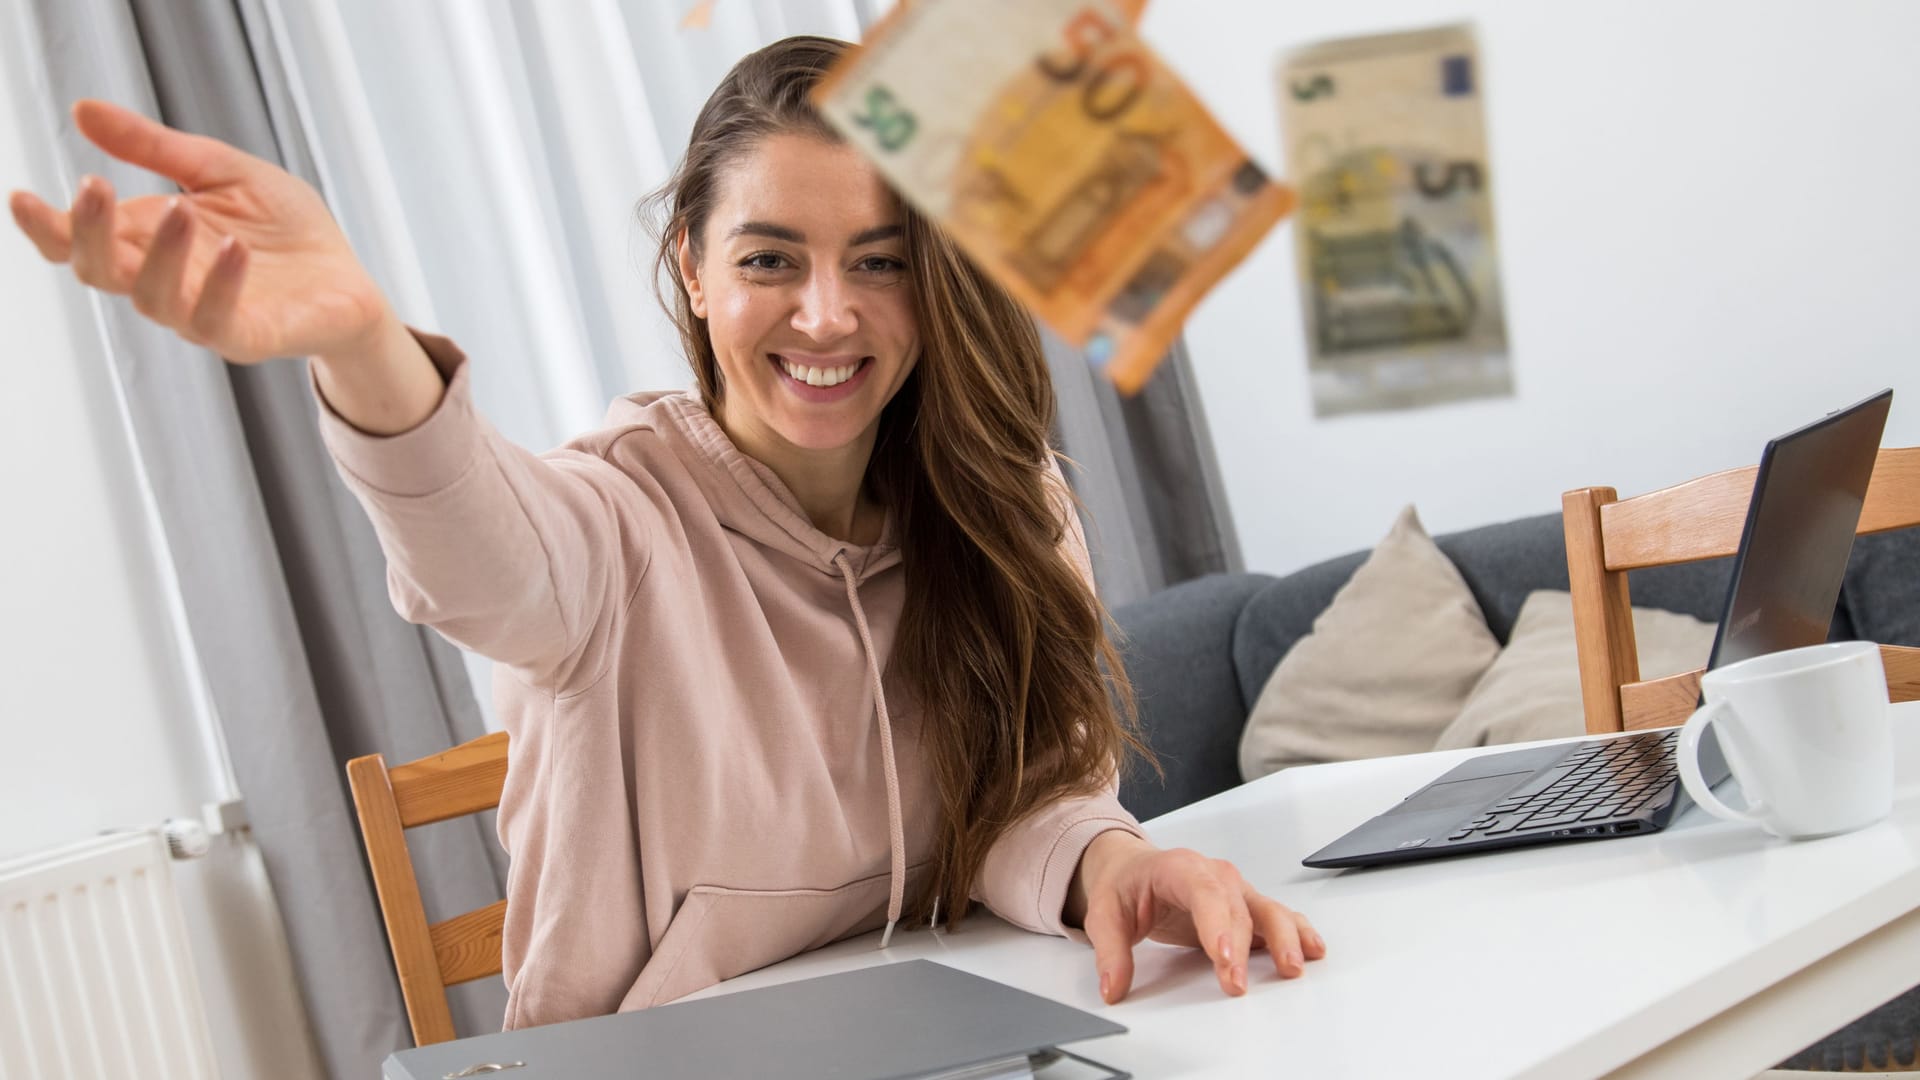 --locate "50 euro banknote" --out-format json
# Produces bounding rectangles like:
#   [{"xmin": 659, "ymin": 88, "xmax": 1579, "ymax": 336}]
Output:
[{"xmin": 812, "ymin": 0, "xmax": 1292, "ymax": 393}]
